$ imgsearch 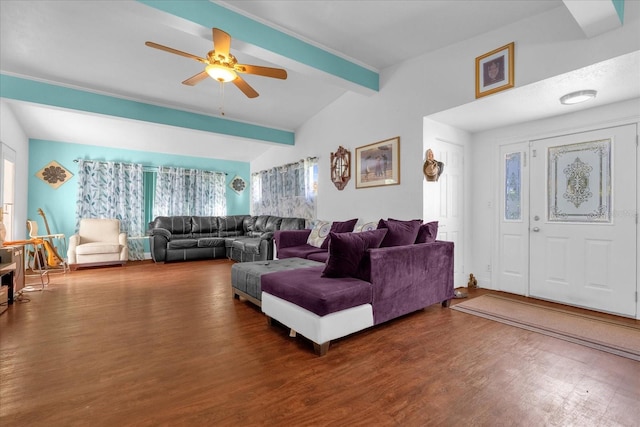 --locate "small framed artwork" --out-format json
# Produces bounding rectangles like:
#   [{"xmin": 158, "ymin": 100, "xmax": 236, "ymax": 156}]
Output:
[
  {"xmin": 355, "ymin": 136, "xmax": 400, "ymax": 189},
  {"xmin": 475, "ymin": 42, "xmax": 514, "ymax": 98}
]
